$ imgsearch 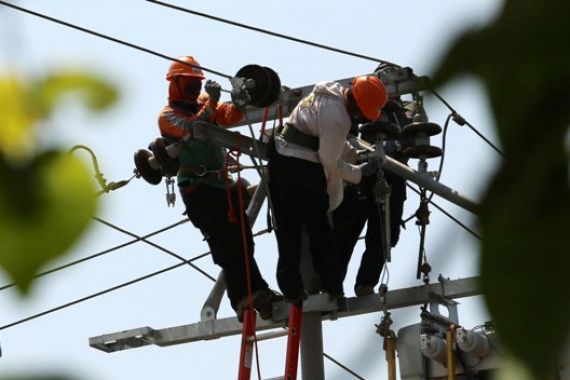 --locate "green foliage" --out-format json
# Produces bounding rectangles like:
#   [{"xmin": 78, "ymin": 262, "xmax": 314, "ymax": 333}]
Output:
[
  {"xmin": 34, "ymin": 71, "xmax": 119, "ymax": 117},
  {"xmin": 430, "ymin": 0, "xmax": 570, "ymax": 377},
  {"xmin": 0, "ymin": 70, "xmax": 118, "ymax": 294}
]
